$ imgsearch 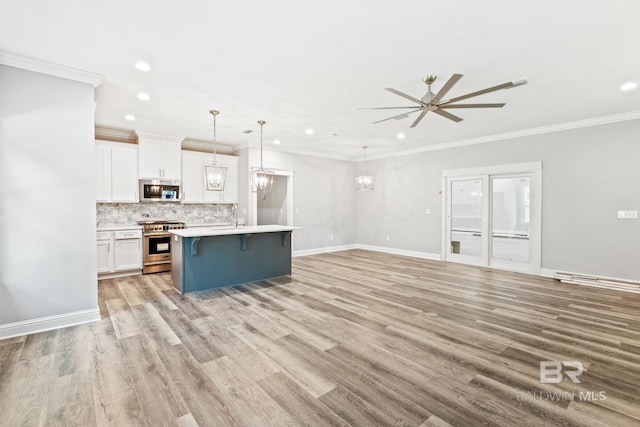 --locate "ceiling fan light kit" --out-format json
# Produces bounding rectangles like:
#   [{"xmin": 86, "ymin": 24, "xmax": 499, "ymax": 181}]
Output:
[{"xmin": 362, "ymin": 74, "xmax": 529, "ymax": 128}]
